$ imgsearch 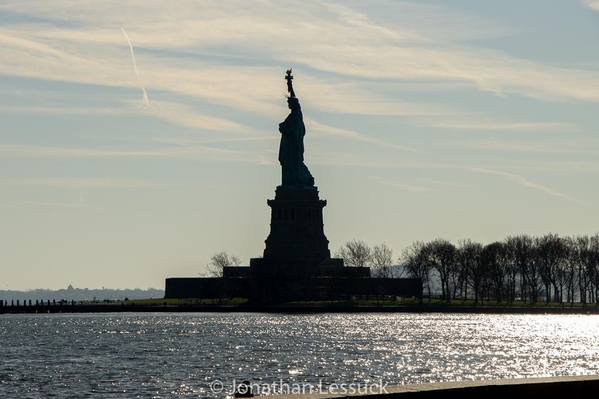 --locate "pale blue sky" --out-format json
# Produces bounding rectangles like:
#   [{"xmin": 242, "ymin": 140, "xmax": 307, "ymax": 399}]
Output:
[{"xmin": 1, "ymin": 0, "xmax": 598, "ymax": 290}]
